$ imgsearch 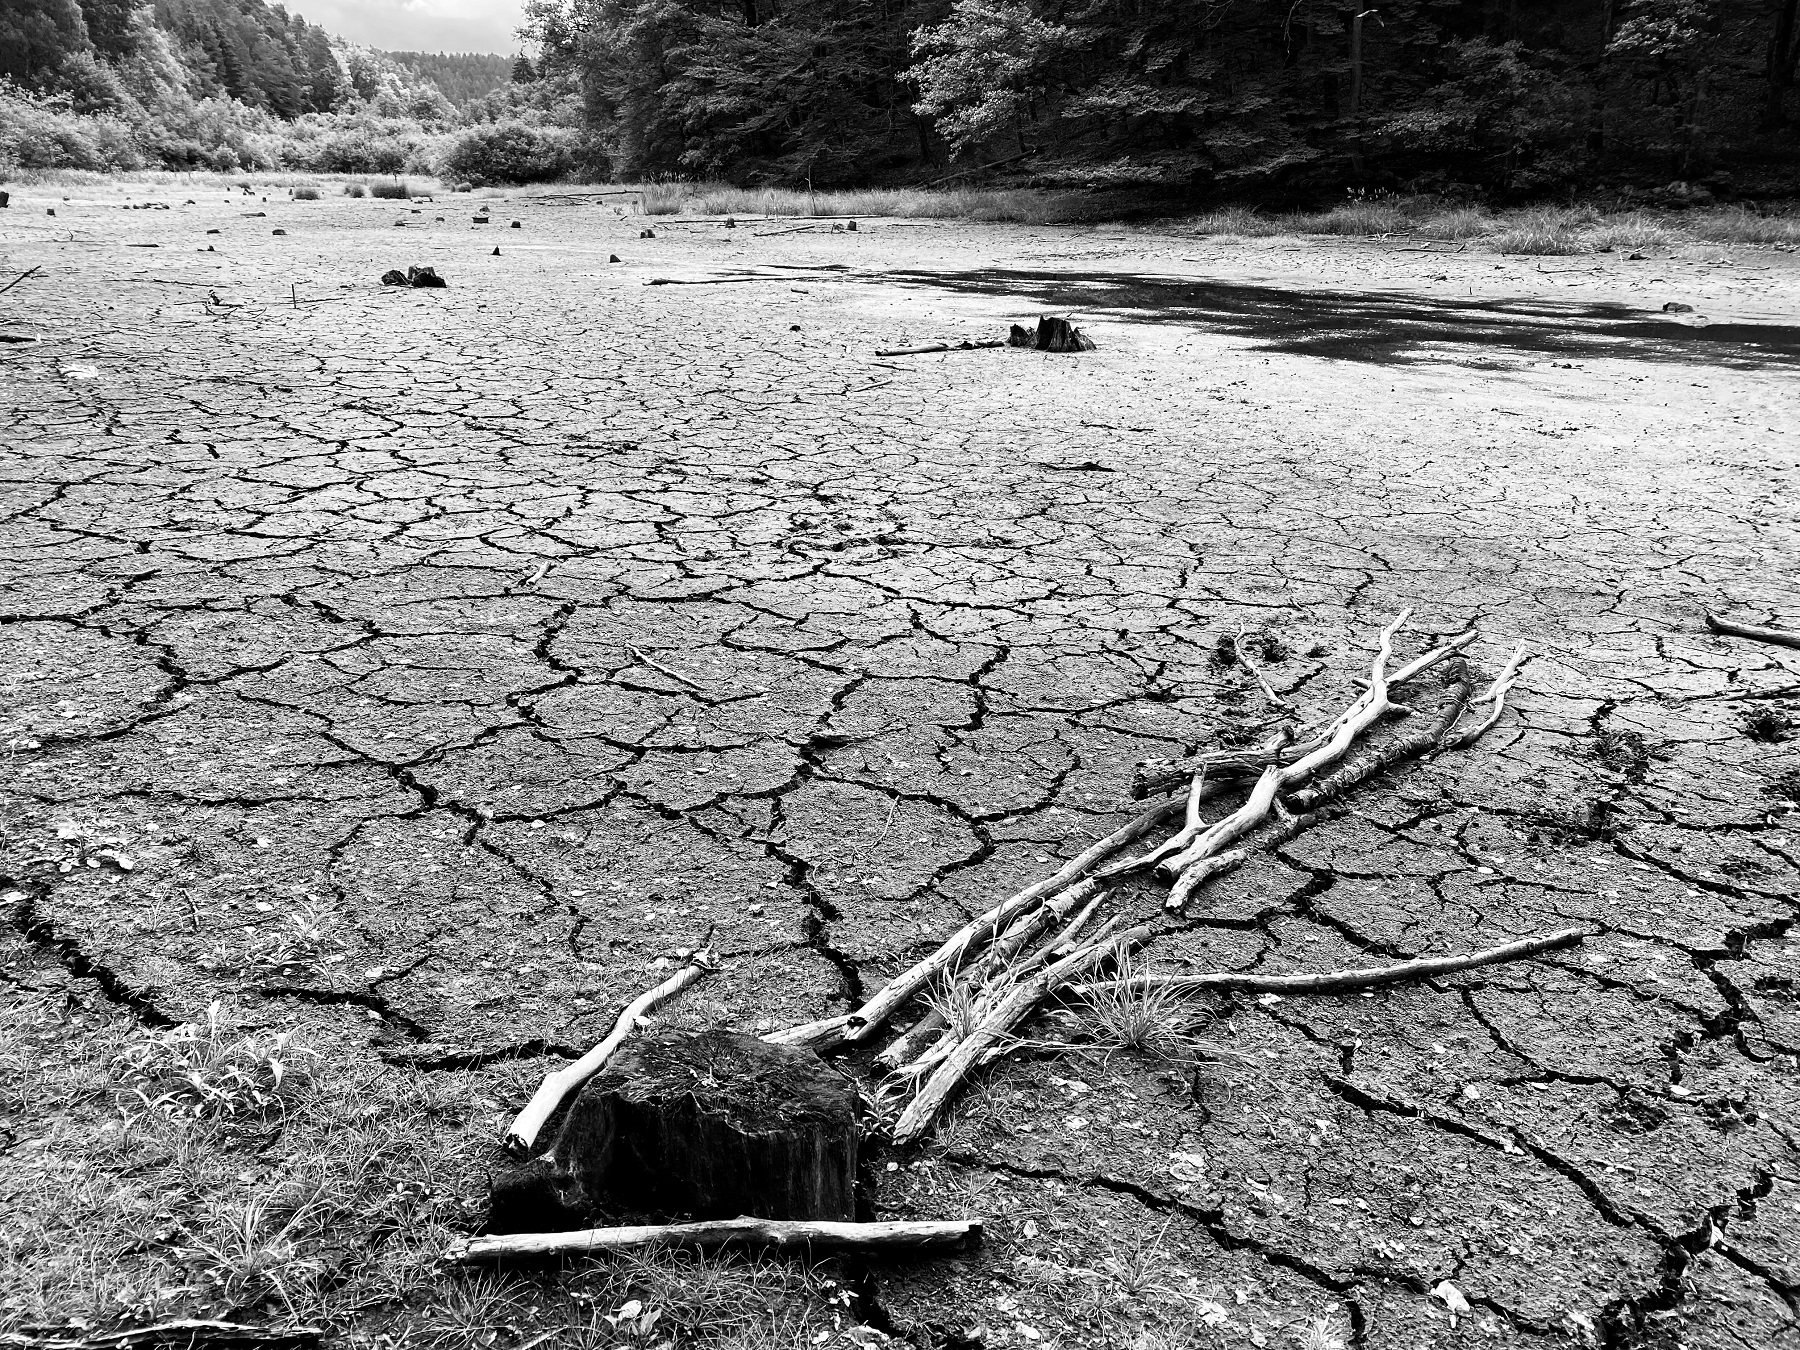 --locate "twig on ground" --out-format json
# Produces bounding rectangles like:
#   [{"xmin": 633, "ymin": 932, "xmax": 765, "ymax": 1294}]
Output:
[
  {"xmin": 1231, "ymin": 628, "xmax": 1293, "ymax": 711},
  {"xmin": 626, "ymin": 644, "xmax": 705, "ymax": 691},
  {"xmin": 873, "ymin": 341, "xmax": 1007, "ymax": 357},
  {"xmin": 0, "ymin": 1323, "xmax": 321, "ymax": 1350},
  {"xmin": 1705, "ymin": 611, "xmax": 1800, "ymax": 650},
  {"xmin": 506, "ymin": 949, "xmax": 717, "ymax": 1157},
  {"xmin": 1076, "ymin": 927, "xmax": 1591, "ymax": 998},
  {"xmin": 1442, "ymin": 642, "xmax": 1528, "ymax": 748},
  {"xmin": 443, "ymin": 1216, "xmax": 983, "ymax": 1264},
  {"xmin": 0, "ymin": 266, "xmax": 42, "ymax": 296}
]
